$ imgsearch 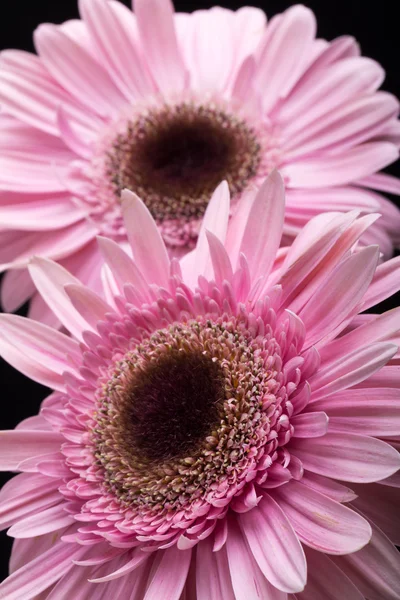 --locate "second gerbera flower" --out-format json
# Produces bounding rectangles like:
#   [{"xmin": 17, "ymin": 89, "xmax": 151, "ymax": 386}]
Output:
[{"xmin": 0, "ymin": 172, "xmax": 399, "ymax": 598}]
